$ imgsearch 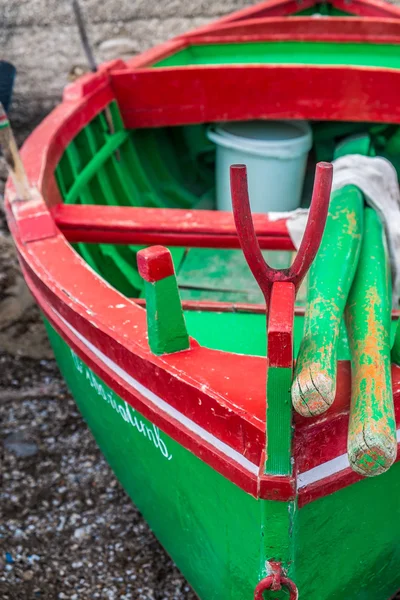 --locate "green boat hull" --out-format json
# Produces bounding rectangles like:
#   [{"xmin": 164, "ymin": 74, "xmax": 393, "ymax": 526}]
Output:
[
  {"xmin": 45, "ymin": 320, "xmax": 400, "ymax": 599},
  {"xmin": 7, "ymin": 1, "xmax": 400, "ymax": 595}
]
